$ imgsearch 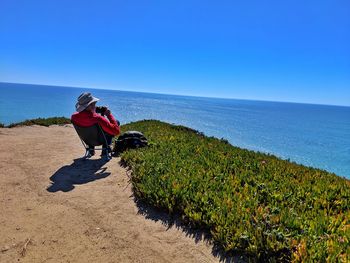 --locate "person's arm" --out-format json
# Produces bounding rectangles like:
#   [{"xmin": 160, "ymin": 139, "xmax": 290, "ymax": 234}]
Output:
[
  {"xmin": 96, "ymin": 112, "xmax": 120, "ymax": 136},
  {"xmin": 104, "ymin": 109, "xmax": 120, "ymax": 126}
]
